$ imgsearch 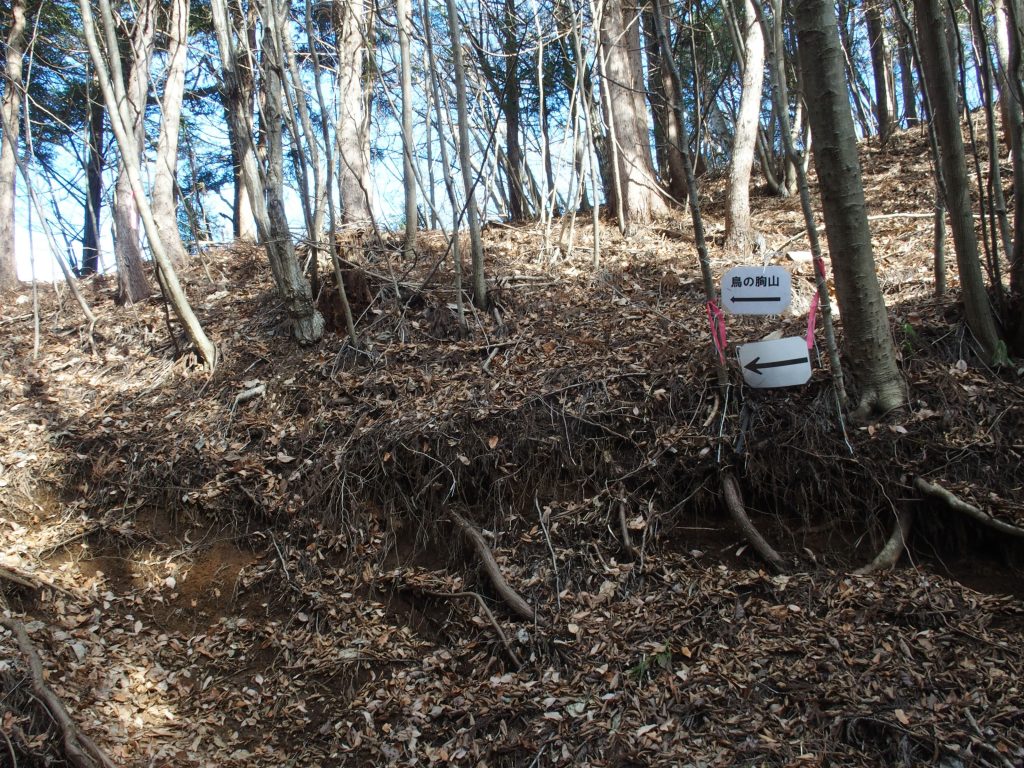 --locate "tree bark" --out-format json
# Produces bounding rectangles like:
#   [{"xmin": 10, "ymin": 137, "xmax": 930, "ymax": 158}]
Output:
[
  {"xmin": 795, "ymin": 0, "xmax": 906, "ymax": 417},
  {"xmin": 894, "ymin": 0, "xmax": 919, "ymax": 126},
  {"xmin": 209, "ymin": 0, "xmax": 324, "ymax": 344},
  {"xmin": 335, "ymin": 0, "xmax": 373, "ymax": 224},
  {"xmin": 994, "ymin": 0, "xmax": 1024, "ymax": 298},
  {"xmin": 151, "ymin": 0, "xmax": 190, "ymax": 267},
  {"xmin": 914, "ymin": 0, "xmax": 1003, "ymax": 360},
  {"xmin": 0, "ymin": 0, "xmax": 27, "ymax": 290},
  {"xmin": 597, "ymin": 0, "xmax": 668, "ymax": 231},
  {"xmin": 80, "ymin": 77, "xmax": 105, "ymax": 276},
  {"xmin": 724, "ymin": 0, "xmax": 765, "ymax": 257},
  {"xmin": 111, "ymin": 0, "xmax": 156, "ymax": 304},
  {"xmin": 866, "ymin": 2, "xmax": 895, "ymax": 142},
  {"xmin": 446, "ymin": 0, "xmax": 487, "ymax": 308},
  {"xmin": 643, "ymin": 0, "xmax": 688, "ymax": 202},
  {"xmin": 81, "ymin": 0, "xmax": 217, "ymax": 367},
  {"xmin": 397, "ymin": 0, "xmax": 417, "ymax": 251}
]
